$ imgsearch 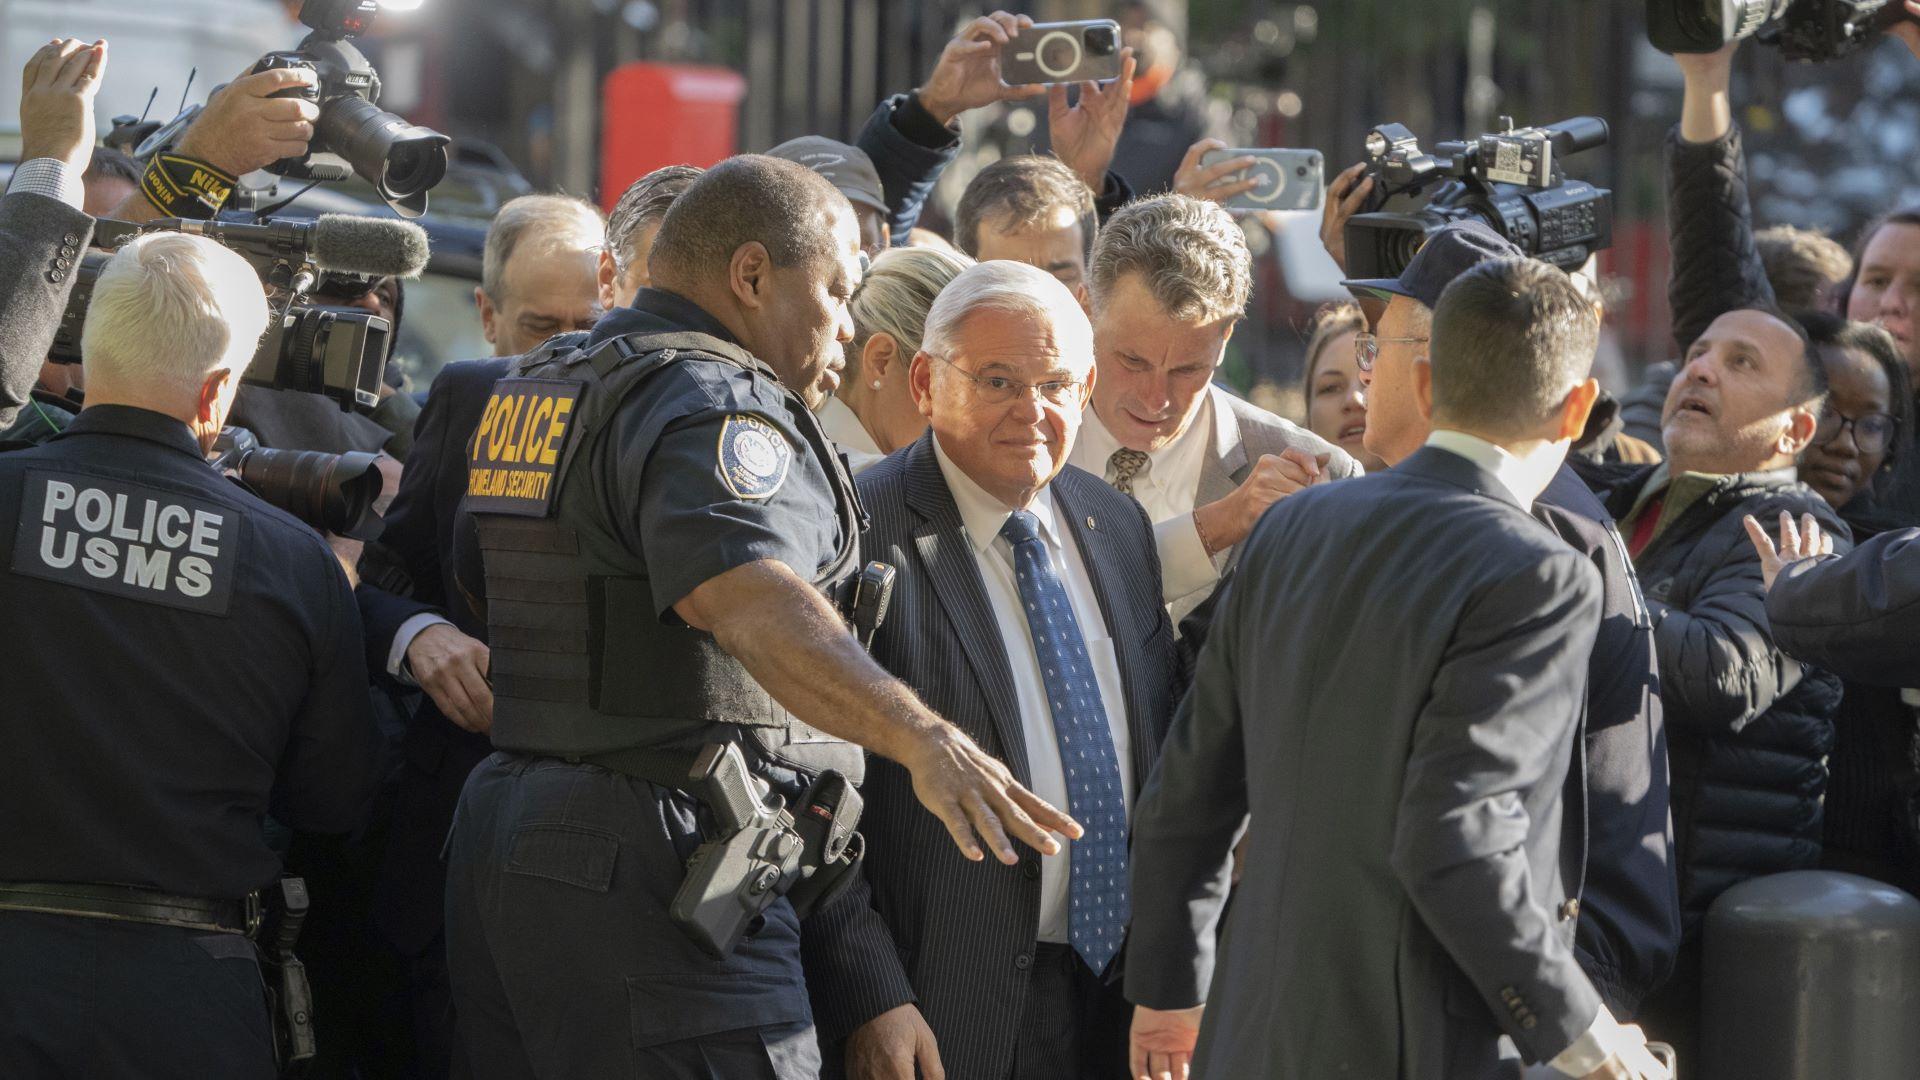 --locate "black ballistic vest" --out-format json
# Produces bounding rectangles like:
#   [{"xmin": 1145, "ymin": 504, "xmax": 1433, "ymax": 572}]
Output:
[{"xmin": 468, "ymin": 330, "xmax": 865, "ymax": 772}]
